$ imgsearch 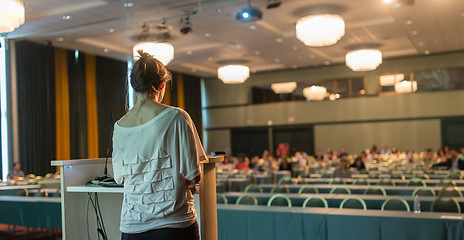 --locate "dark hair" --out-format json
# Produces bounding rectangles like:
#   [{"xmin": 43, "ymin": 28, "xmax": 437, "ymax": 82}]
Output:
[{"xmin": 130, "ymin": 50, "xmax": 172, "ymax": 96}]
